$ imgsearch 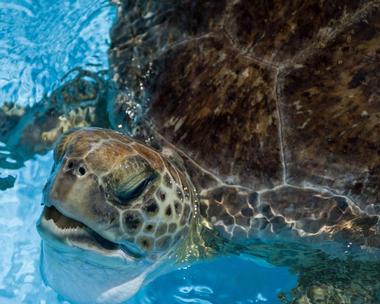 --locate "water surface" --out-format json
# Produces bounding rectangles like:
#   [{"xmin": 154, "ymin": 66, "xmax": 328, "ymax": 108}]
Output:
[{"xmin": 0, "ymin": 0, "xmax": 115, "ymax": 106}]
